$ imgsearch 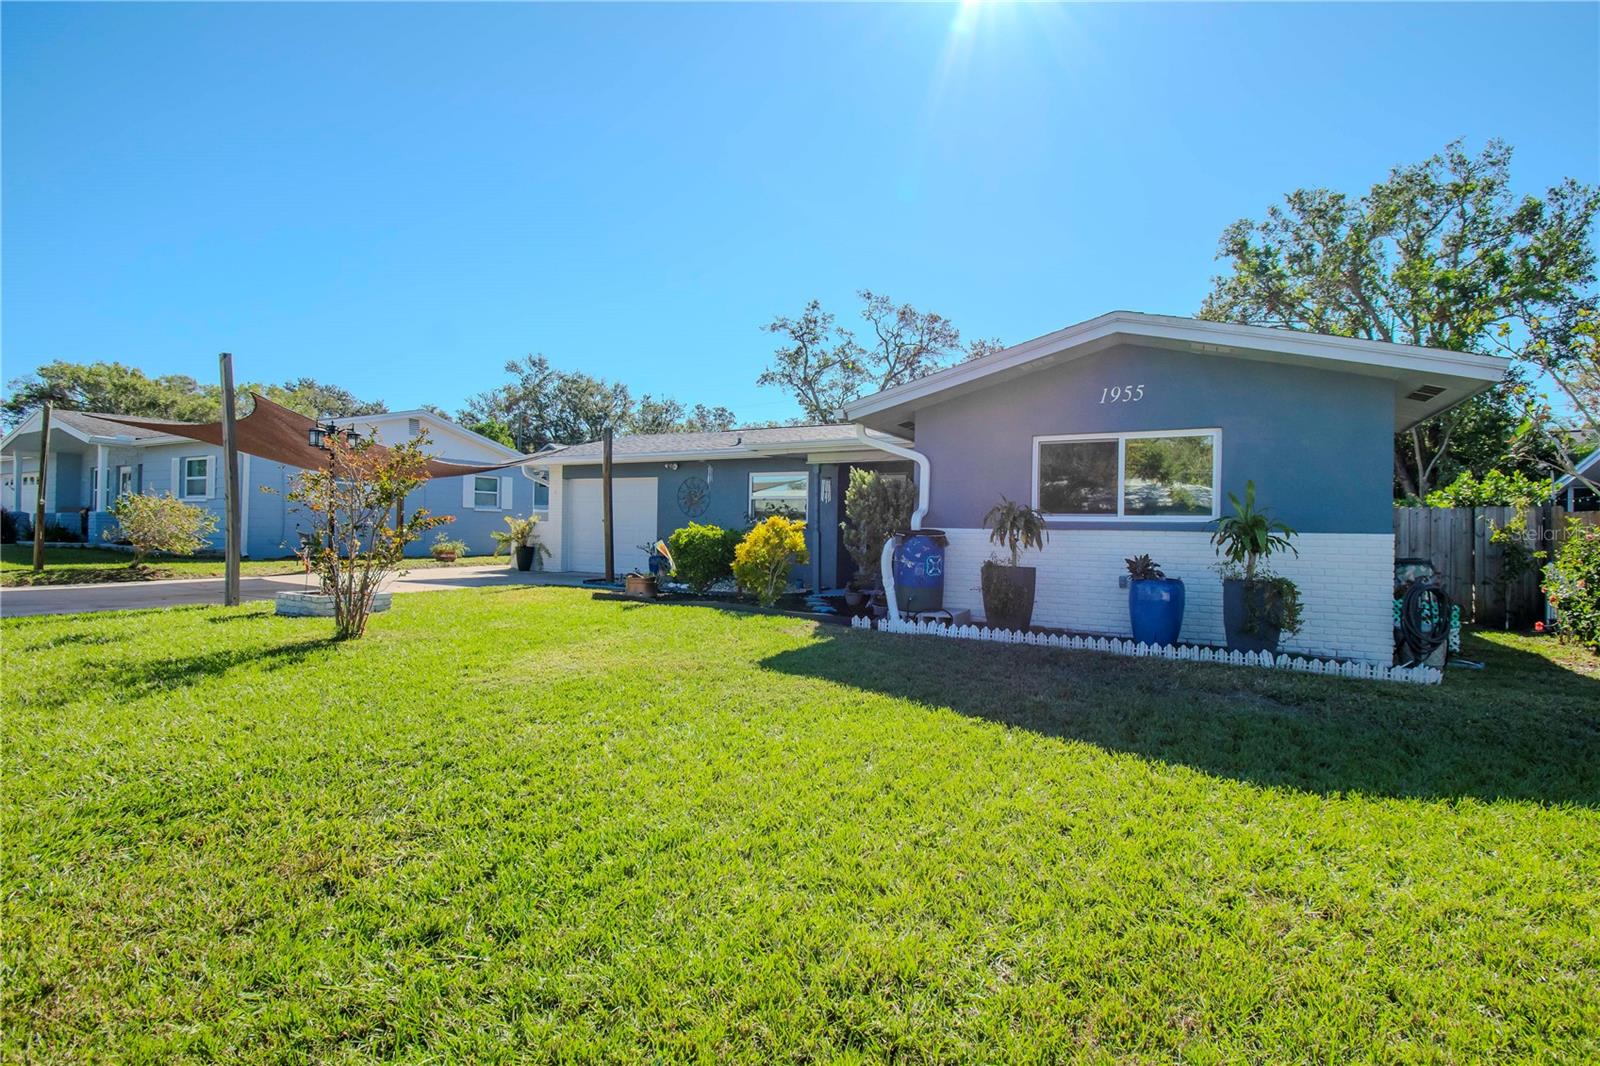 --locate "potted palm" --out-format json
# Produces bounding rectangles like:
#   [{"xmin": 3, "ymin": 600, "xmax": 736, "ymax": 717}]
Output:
[
  {"xmin": 1210, "ymin": 481, "xmax": 1303, "ymax": 653},
  {"xmin": 981, "ymin": 497, "xmax": 1047, "ymax": 631},
  {"xmin": 1125, "ymin": 554, "xmax": 1185, "ymax": 646},
  {"xmin": 430, "ymin": 534, "xmax": 468, "ymax": 563},
  {"xmin": 492, "ymin": 514, "xmax": 549, "ymax": 572}
]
